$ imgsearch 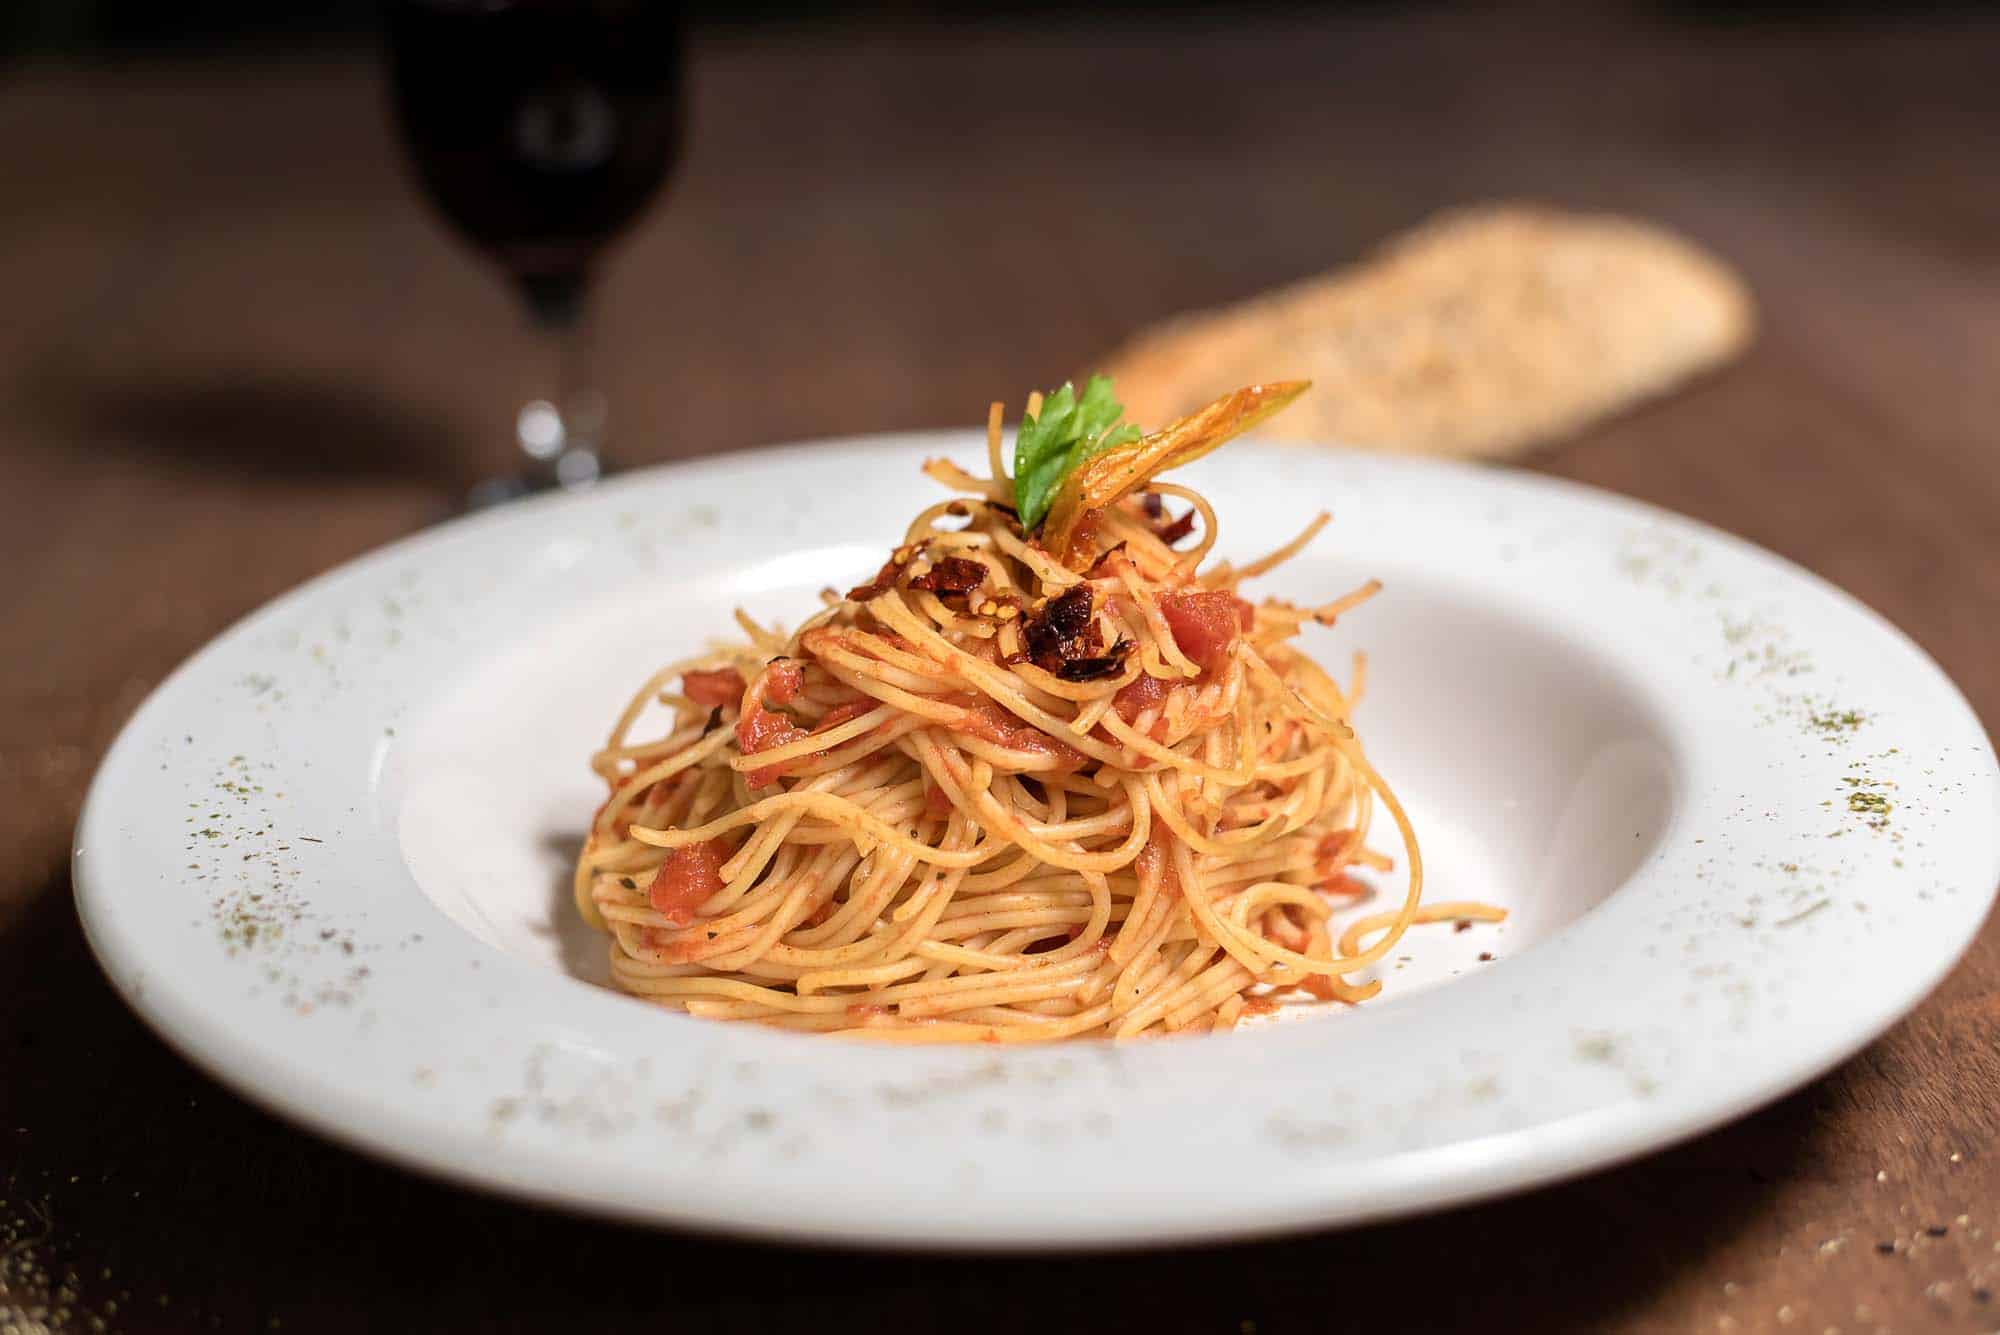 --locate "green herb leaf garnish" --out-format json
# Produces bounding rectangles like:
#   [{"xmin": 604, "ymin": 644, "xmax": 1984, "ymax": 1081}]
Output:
[{"xmin": 1012, "ymin": 374, "xmax": 1141, "ymax": 532}]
